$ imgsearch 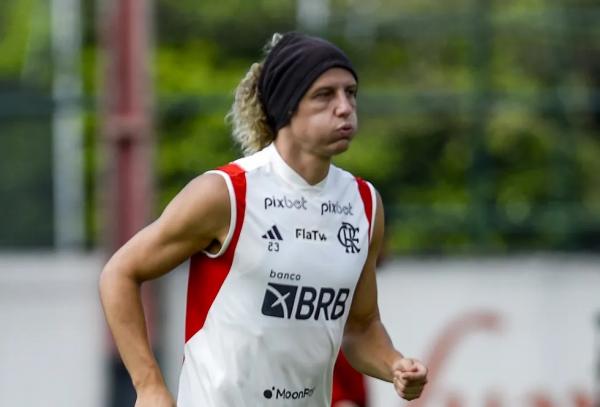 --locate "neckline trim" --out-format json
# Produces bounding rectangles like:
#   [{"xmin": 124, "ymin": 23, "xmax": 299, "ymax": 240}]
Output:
[{"xmin": 267, "ymin": 143, "xmax": 331, "ymax": 192}]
